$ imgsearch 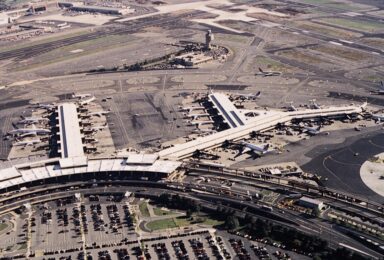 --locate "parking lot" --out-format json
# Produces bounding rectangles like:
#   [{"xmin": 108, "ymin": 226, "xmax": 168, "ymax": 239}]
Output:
[{"xmin": 0, "ymin": 193, "xmax": 311, "ymax": 259}]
